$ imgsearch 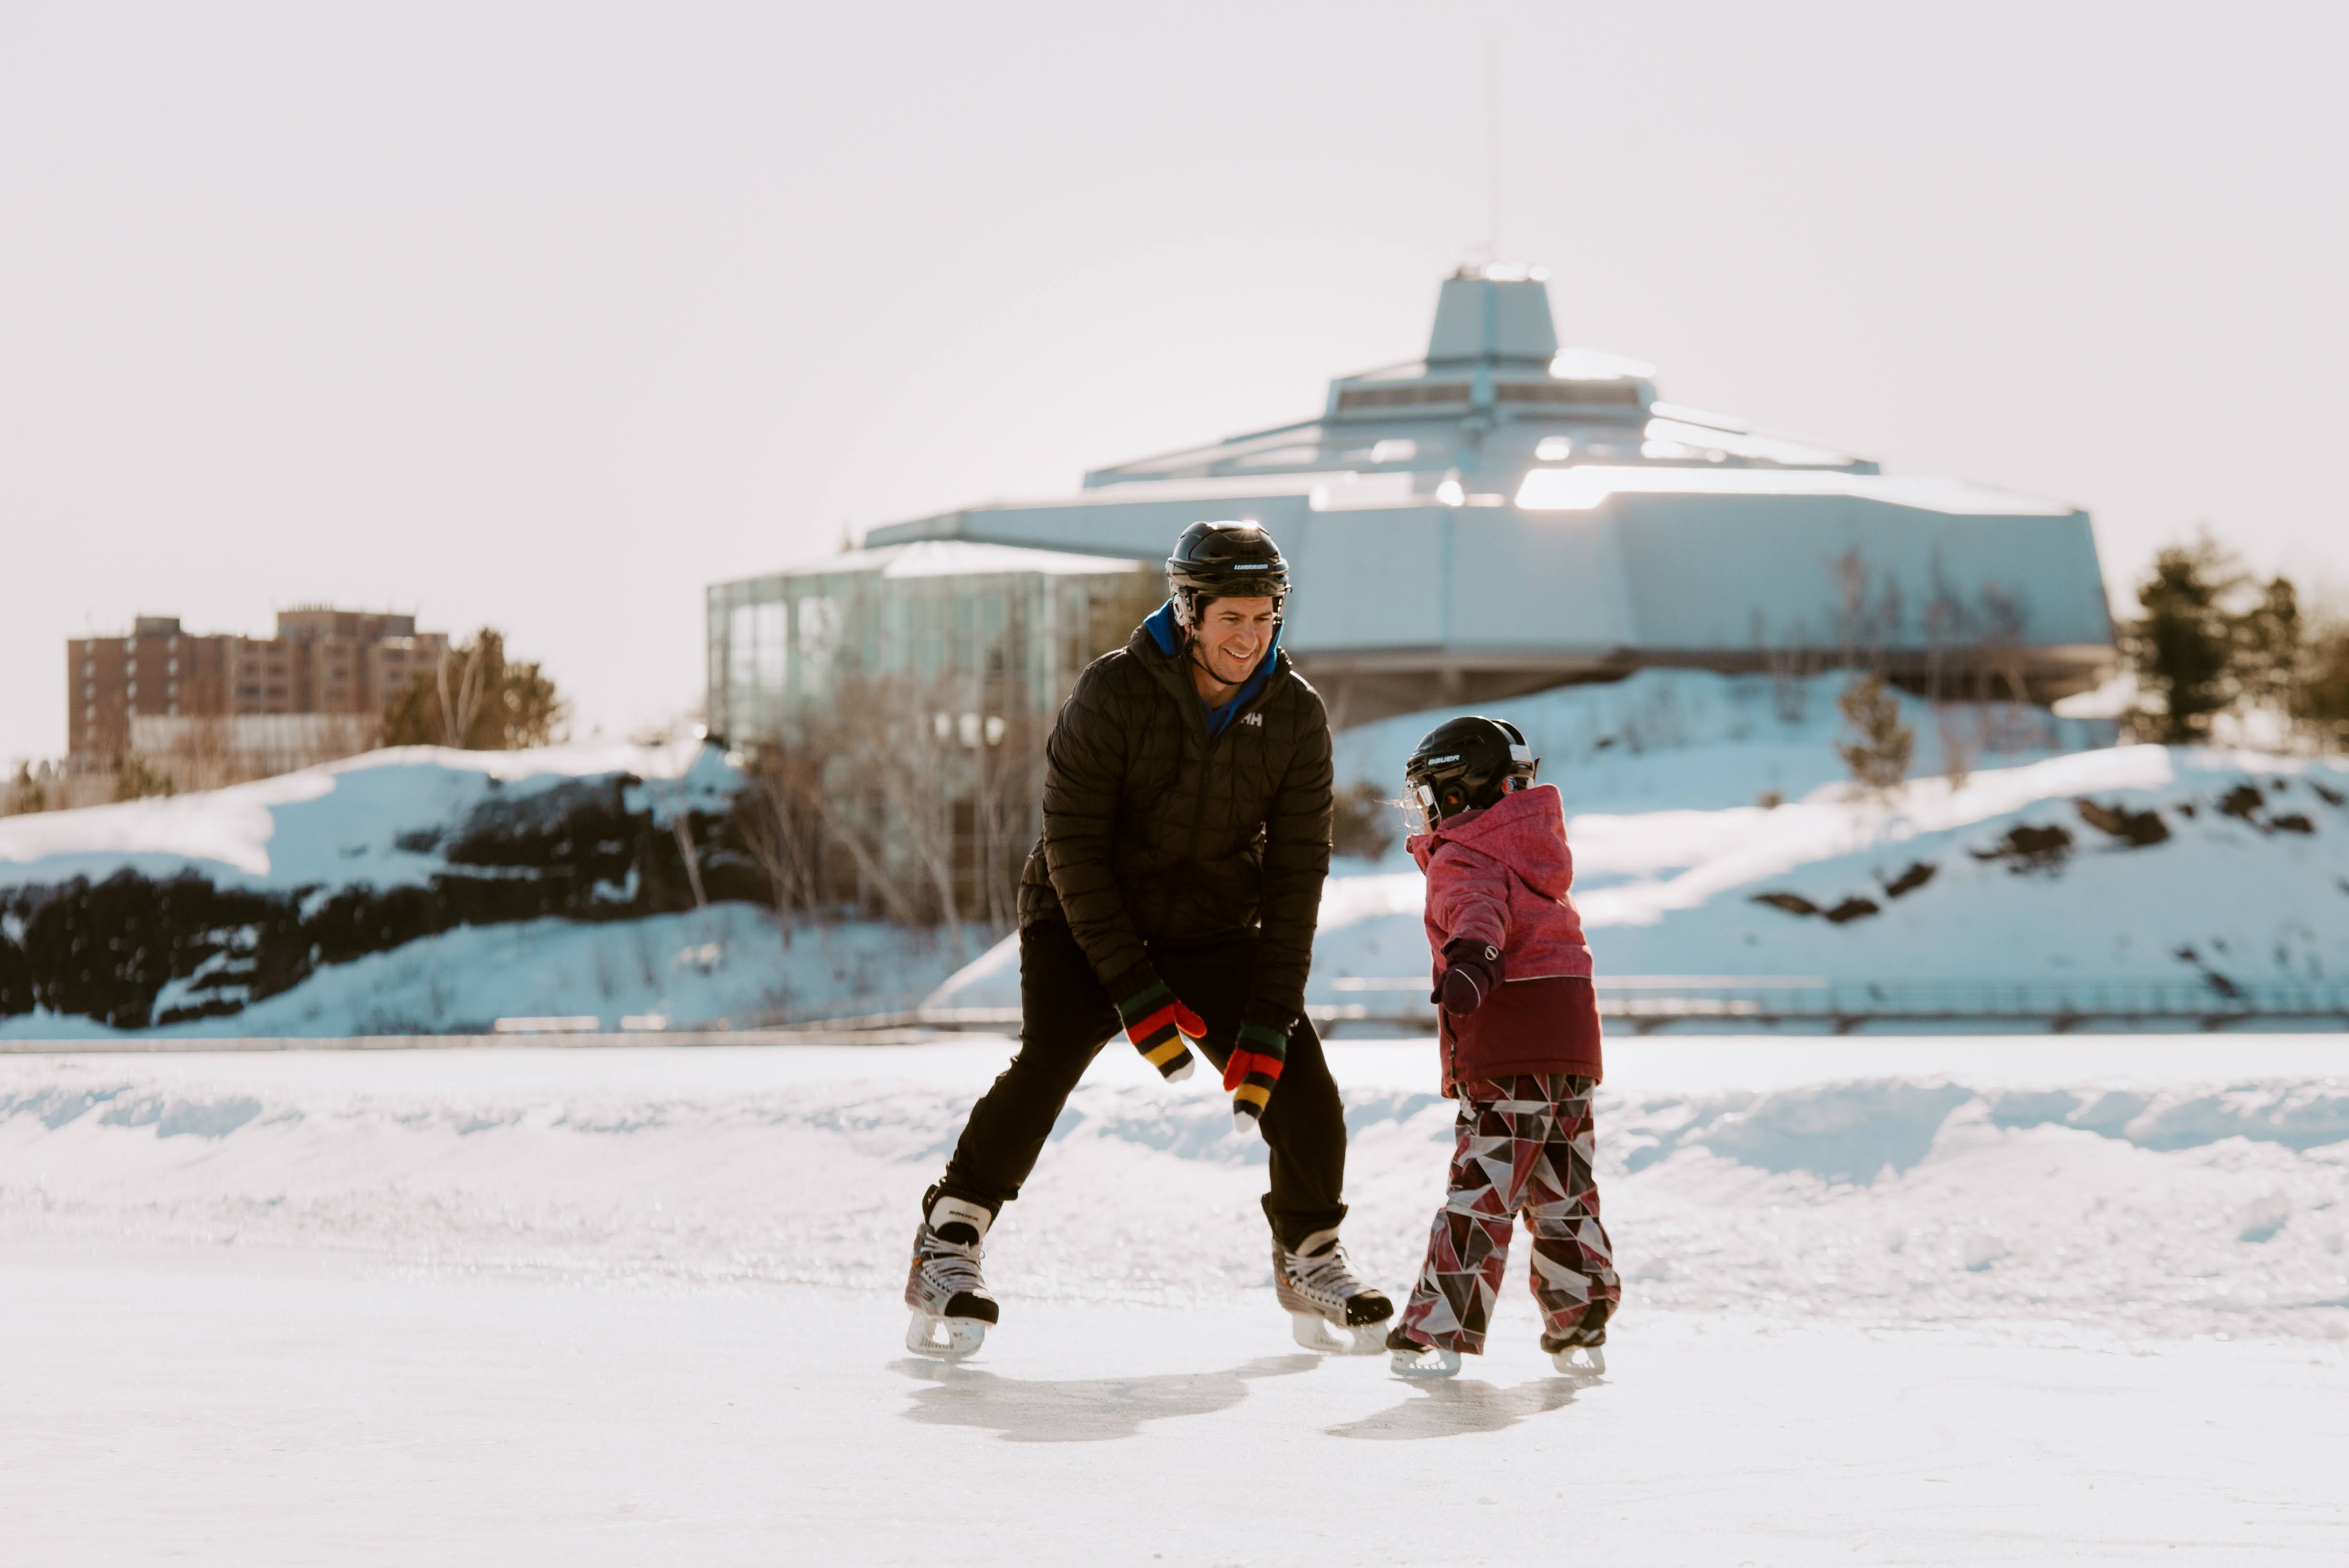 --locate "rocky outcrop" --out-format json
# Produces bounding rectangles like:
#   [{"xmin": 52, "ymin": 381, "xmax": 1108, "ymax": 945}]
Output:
[{"xmin": 0, "ymin": 760, "xmax": 764, "ymax": 1031}]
